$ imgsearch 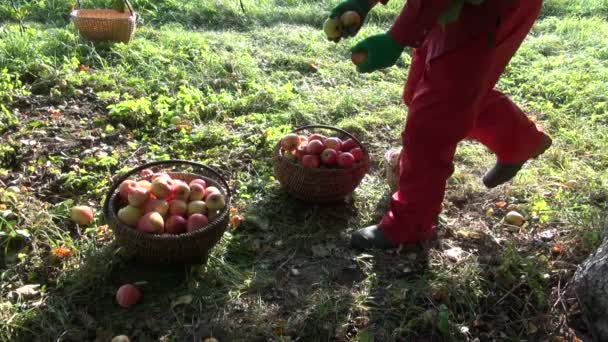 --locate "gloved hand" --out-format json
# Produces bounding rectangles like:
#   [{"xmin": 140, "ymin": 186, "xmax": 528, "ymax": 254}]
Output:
[
  {"xmin": 327, "ymin": 0, "xmax": 373, "ymax": 41},
  {"xmin": 351, "ymin": 33, "xmax": 405, "ymax": 73}
]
